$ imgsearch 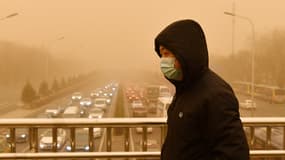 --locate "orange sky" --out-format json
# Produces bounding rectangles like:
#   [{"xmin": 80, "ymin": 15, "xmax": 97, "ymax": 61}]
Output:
[{"xmin": 0, "ymin": 0, "xmax": 285, "ymax": 71}]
